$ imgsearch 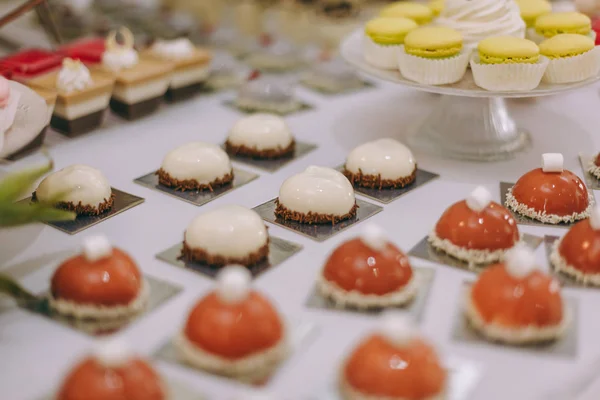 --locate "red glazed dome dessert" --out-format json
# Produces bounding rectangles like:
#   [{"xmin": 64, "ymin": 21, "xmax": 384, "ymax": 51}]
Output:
[
  {"xmin": 317, "ymin": 224, "xmax": 417, "ymax": 309},
  {"xmin": 341, "ymin": 314, "xmax": 447, "ymax": 400},
  {"xmin": 50, "ymin": 235, "xmax": 148, "ymax": 319},
  {"xmin": 588, "ymin": 152, "xmax": 600, "ymax": 180},
  {"xmin": 175, "ymin": 266, "xmax": 288, "ymax": 382},
  {"xmin": 466, "ymin": 245, "xmax": 567, "ymax": 344},
  {"xmin": 57, "ymin": 340, "xmax": 166, "ymax": 400},
  {"xmin": 506, "ymin": 153, "xmax": 591, "ymax": 224},
  {"xmin": 551, "ymin": 205, "xmax": 600, "ymax": 286},
  {"xmin": 429, "ymin": 186, "xmax": 520, "ymax": 267}
]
